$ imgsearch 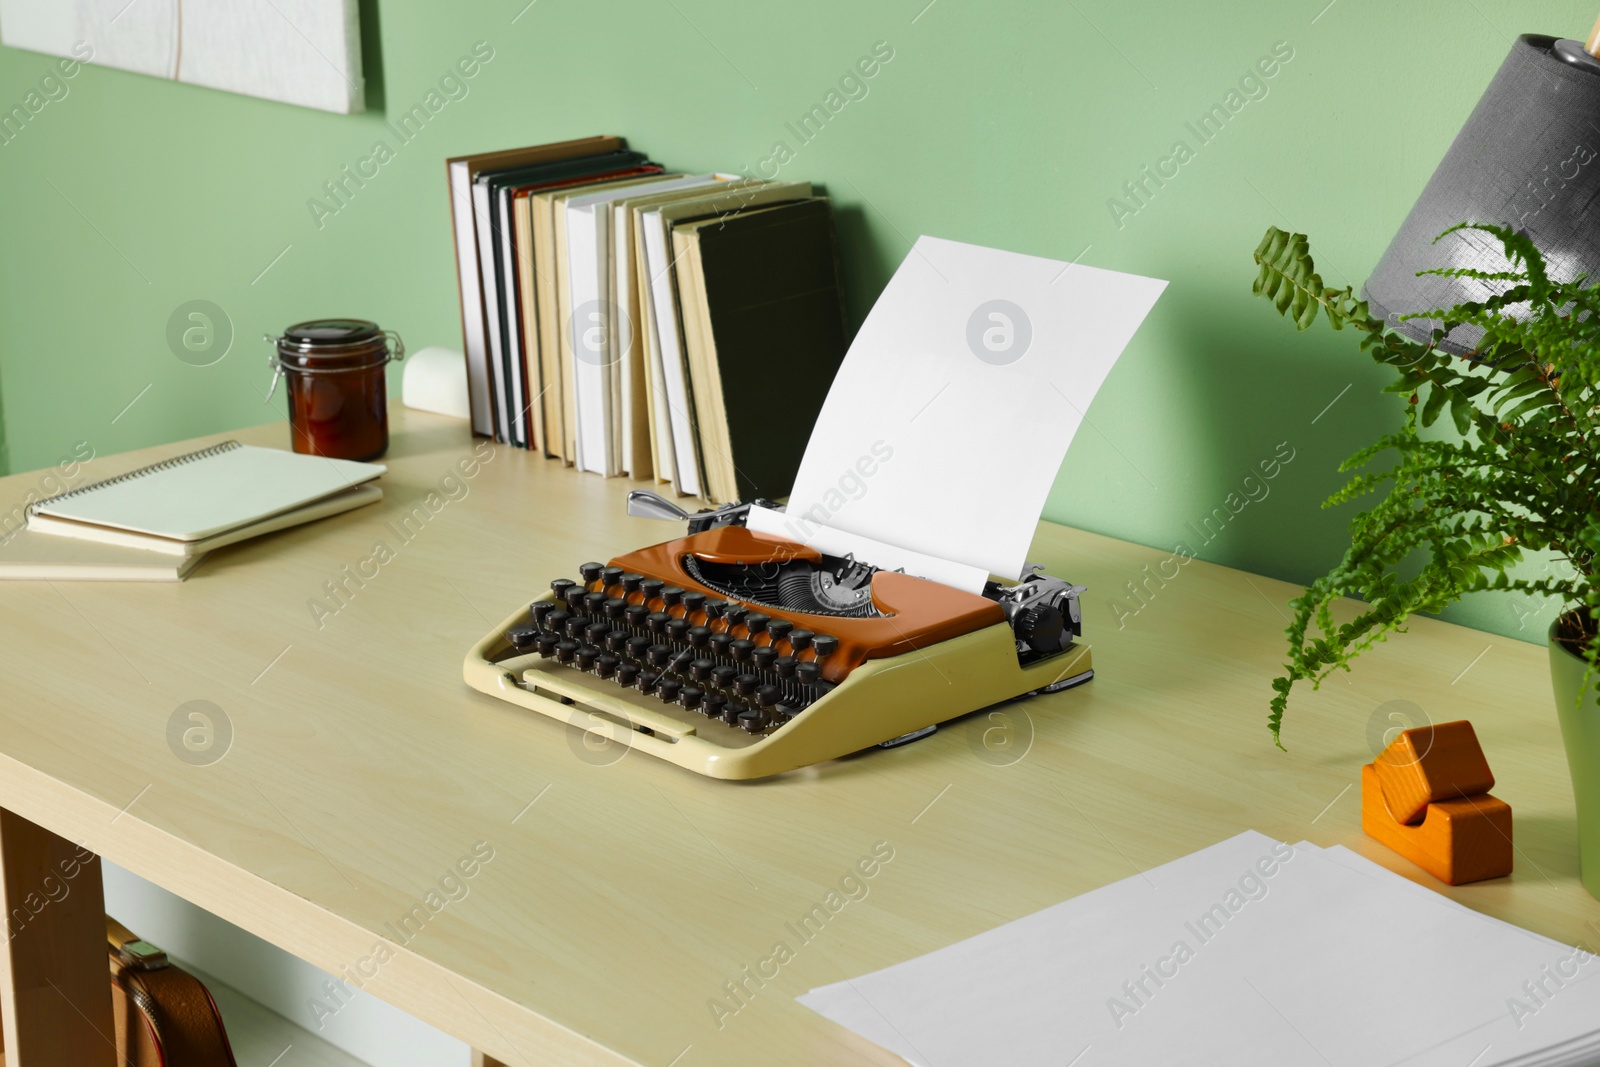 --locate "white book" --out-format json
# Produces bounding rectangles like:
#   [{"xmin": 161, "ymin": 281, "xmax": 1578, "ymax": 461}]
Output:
[
  {"xmin": 635, "ymin": 212, "xmax": 678, "ymax": 486},
  {"xmin": 563, "ymin": 174, "xmax": 715, "ymax": 475},
  {"xmin": 446, "ymin": 157, "xmax": 494, "ymax": 437},
  {"xmin": 27, "ymin": 442, "xmax": 384, "ymax": 558},
  {"xmin": 640, "ymin": 210, "xmax": 699, "ymax": 494},
  {"xmin": 611, "ymin": 177, "xmax": 732, "ymax": 478}
]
